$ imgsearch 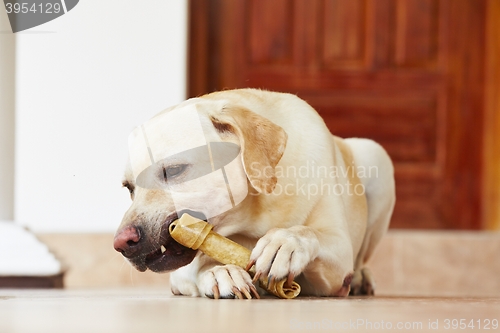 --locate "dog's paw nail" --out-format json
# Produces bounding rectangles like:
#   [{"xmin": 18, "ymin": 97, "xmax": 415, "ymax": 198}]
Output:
[
  {"xmin": 252, "ymin": 271, "xmax": 262, "ymax": 283},
  {"xmin": 250, "ymin": 285, "xmax": 261, "ymax": 299},
  {"xmin": 212, "ymin": 285, "xmax": 220, "ymax": 300},
  {"xmin": 285, "ymin": 273, "xmax": 295, "ymax": 288},
  {"xmin": 245, "ymin": 260, "xmax": 255, "ymax": 272},
  {"xmin": 241, "ymin": 288, "xmax": 252, "ymax": 299},
  {"xmin": 232, "ymin": 286, "xmax": 244, "ymax": 300}
]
